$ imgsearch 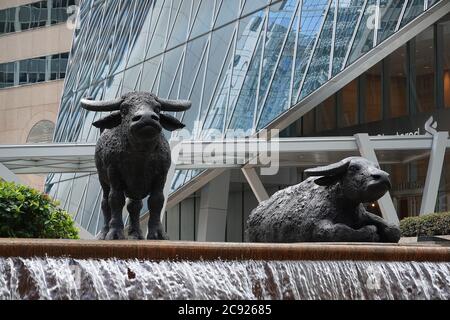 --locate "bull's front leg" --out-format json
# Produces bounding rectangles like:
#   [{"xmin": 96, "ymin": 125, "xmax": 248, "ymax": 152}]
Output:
[
  {"xmin": 127, "ymin": 199, "xmax": 144, "ymax": 240},
  {"xmin": 147, "ymin": 187, "xmax": 169, "ymax": 240},
  {"xmin": 313, "ymin": 219, "xmax": 380, "ymax": 242},
  {"xmin": 105, "ymin": 168, "xmax": 126, "ymax": 240},
  {"xmin": 360, "ymin": 210, "xmax": 400, "ymax": 243}
]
